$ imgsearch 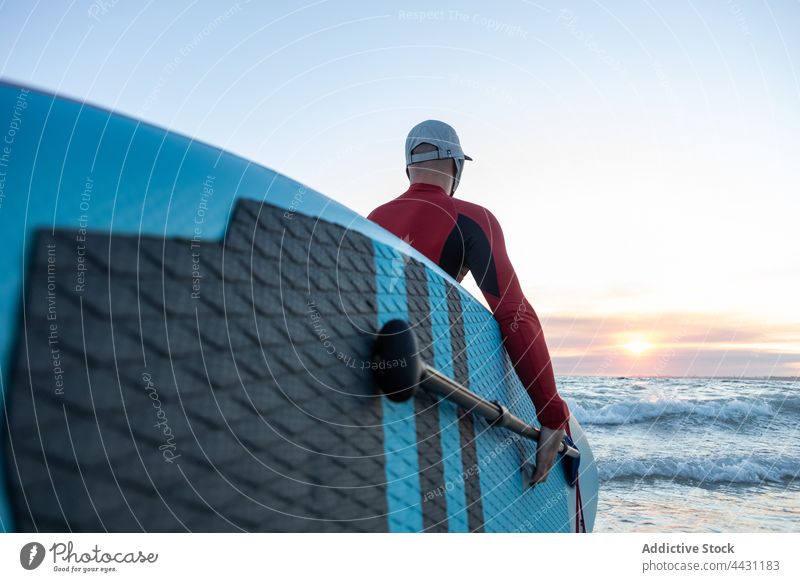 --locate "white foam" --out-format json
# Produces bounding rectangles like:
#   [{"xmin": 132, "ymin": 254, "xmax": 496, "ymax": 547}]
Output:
[
  {"xmin": 600, "ymin": 455, "xmax": 800, "ymax": 485},
  {"xmin": 569, "ymin": 397, "xmax": 776, "ymax": 425}
]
